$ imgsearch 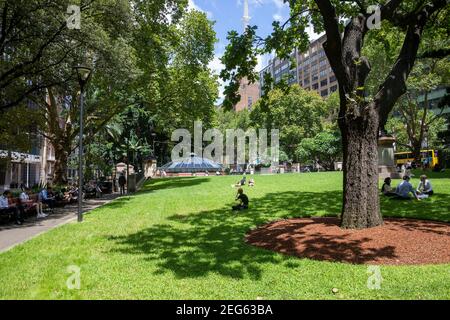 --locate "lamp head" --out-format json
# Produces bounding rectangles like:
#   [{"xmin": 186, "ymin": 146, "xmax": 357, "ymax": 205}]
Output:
[{"xmin": 73, "ymin": 65, "xmax": 92, "ymax": 88}]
